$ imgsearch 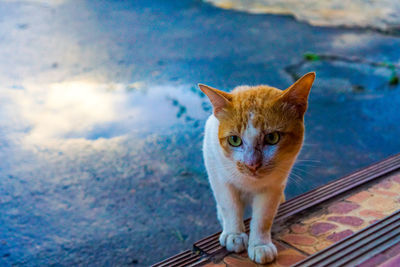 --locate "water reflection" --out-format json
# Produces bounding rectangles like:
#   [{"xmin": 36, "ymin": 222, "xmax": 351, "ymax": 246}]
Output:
[
  {"xmin": 13, "ymin": 81, "xmax": 121, "ymax": 143},
  {"xmin": 3, "ymin": 80, "xmax": 207, "ymax": 147}
]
